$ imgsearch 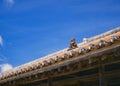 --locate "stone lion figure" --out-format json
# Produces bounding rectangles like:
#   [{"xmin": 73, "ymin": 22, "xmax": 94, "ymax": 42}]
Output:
[{"xmin": 67, "ymin": 38, "xmax": 78, "ymax": 51}]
